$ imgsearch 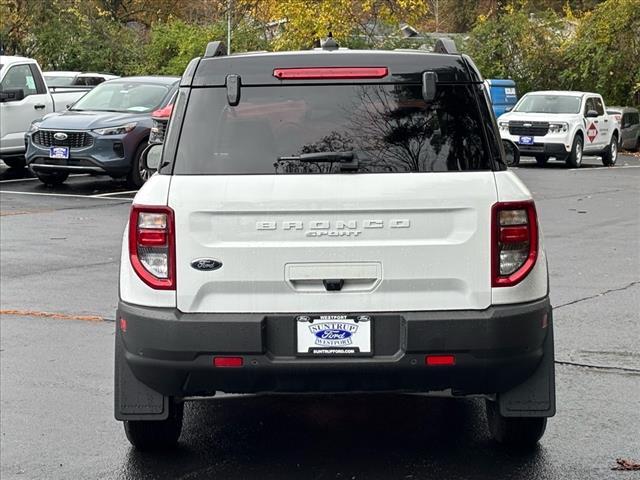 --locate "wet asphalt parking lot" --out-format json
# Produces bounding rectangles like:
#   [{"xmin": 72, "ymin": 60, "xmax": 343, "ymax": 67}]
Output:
[{"xmin": 1, "ymin": 155, "xmax": 639, "ymax": 480}]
